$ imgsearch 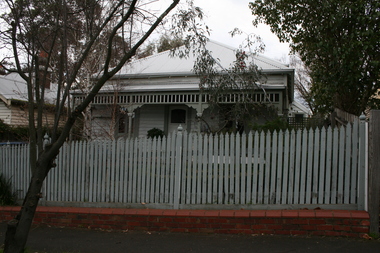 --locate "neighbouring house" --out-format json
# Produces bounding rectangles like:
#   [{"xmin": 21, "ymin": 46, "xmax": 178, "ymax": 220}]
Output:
[
  {"xmin": 72, "ymin": 41, "xmax": 300, "ymax": 139},
  {"xmin": 0, "ymin": 72, "xmax": 59, "ymax": 128},
  {"xmin": 287, "ymin": 100, "xmax": 314, "ymax": 128},
  {"xmin": 288, "ymin": 100, "xmax": 311, "ymax": 119}
]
